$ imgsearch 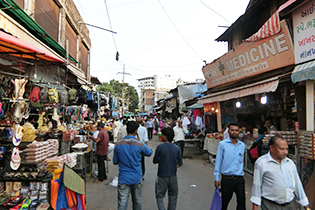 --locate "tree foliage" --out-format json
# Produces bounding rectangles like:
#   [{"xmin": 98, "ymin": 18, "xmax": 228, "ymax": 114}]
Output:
[{"xmin": 97, "ymin": 80, "xmax": 139, "ymax": 113}]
